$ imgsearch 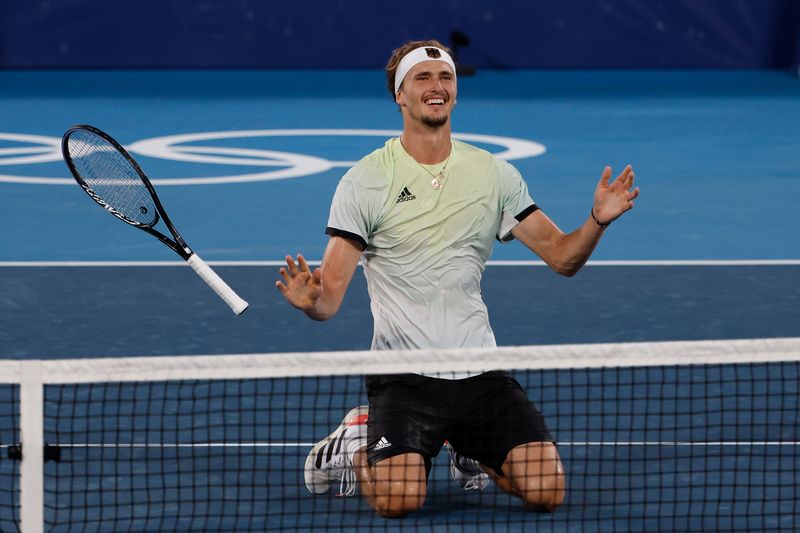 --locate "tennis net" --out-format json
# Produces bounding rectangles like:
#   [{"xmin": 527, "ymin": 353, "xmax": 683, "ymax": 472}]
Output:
[{"xmin": 1, "ymin": 338, "xmax": 798, "ymax": 532}]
